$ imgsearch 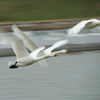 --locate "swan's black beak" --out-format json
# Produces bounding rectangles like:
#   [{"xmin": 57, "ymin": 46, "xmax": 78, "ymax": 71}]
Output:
[{"xmin": 52, "ymin": 53, "xmax": 58, "ymax": 57}]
